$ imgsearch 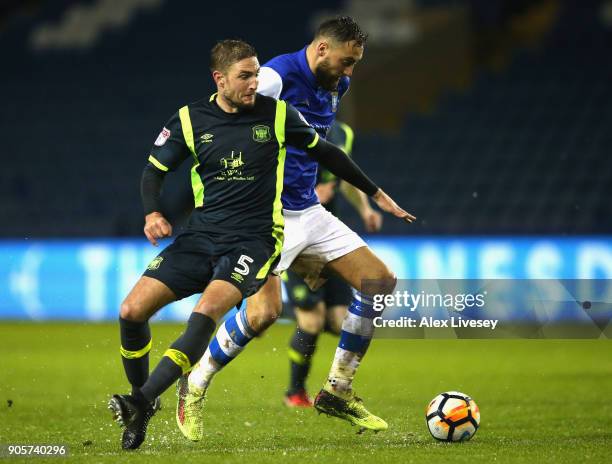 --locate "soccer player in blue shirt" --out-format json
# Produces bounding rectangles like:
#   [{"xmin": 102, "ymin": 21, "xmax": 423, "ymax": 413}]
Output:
[
  {"xmin": 282, "ymin": 120, "xmax": 383, "ymax": 409},
  {"xmin": 179, "ymin": 17, "xmax": 415, "ymax": 438}
]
